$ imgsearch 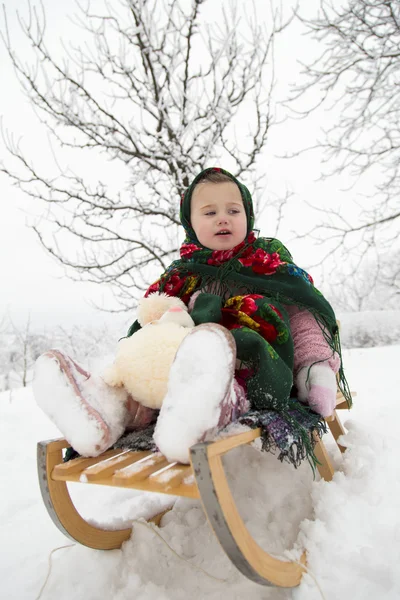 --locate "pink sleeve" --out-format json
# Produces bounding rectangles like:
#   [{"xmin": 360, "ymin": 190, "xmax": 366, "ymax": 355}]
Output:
[
  {"xmin": 285, "ymin": 305, "xmax": 340, "ymax": 375},
  {"xmin": 188, "ymin": 290, "xmax": 201, "ymax": 312}
]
